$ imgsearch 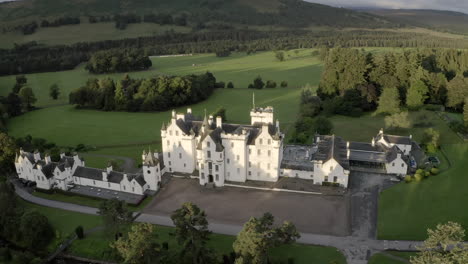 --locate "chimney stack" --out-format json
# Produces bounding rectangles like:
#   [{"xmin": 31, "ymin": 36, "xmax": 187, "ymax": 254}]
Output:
[
  {"xmin": 45, "ymin": 154, "xmax": 52, "ymax": 164},
  {"xmin": 216, "ymin": 116, "xmax": 222, "ymax": 128},
  {"xmin": 208, "ymin": 115, "xmax": 213, "ymax": 126},
  {"xmin": 187, "ymin": 108, "xmax": 192, "ymax": 114},
  {"xmin": 372, "ymin": 138, "xmax": 375, "ymax": 147}
]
